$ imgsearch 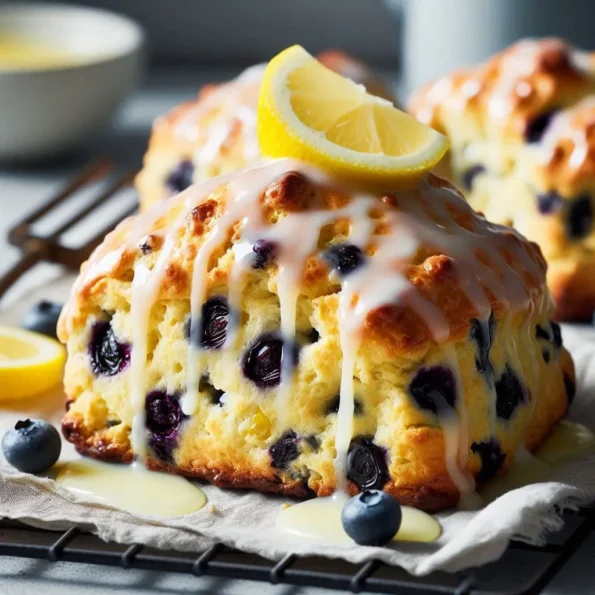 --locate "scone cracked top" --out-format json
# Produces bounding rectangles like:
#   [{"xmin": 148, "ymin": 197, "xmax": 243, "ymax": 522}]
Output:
[
  {"xmin": 59, "ymin": 159, "xmax": 574, "ymax": 512},
  {"xmin": 409, "ymin": 38, "xmax": 595, "ymax": 320},
  {"xmin": 135, "ymin": 52, "xmax": 395, "ymax": 213}
]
